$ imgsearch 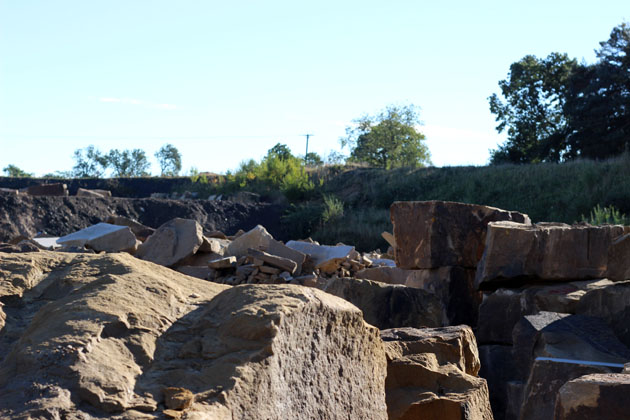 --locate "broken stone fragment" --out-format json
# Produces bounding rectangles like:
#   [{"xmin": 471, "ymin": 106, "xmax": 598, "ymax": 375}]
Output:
[
  {"xmin": 247, "ymin": 248, "xmax": 298, "ymax": 275},
  {"xmin": 163, "ymin": 387, "xmax": 194, "ymax": 410},
  {"xmin": 76, "ymin": 188, "xmax": 112, "ymax": 198},
  {"xmin": 56, "ymin": 223, "xmax": 137, "ymax": 253},
  {"xmin": 136, "ymin": 218, "xmax": 203, "ymax": 267},
  {"xmin": 285, "ymin": 240, "xmax": 354, "ymax": 274},
  {"xmin": 207, "ymin": 256, "xmax": 237, "ymax": 269},
  {"xmin": 390, "ymin": 200, "xmax": 530, "ymax": 269}
]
